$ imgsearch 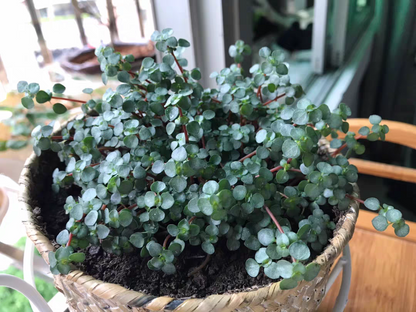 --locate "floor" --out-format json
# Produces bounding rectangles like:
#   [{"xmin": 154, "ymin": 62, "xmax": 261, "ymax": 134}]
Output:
[{"xmin": 318, "ymin": 210, "xmax": 416, "ymax": 312}]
